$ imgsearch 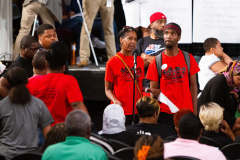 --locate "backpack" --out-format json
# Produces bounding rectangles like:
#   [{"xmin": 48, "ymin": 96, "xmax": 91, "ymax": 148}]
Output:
[{"xmin": 155, "ymin": 50, "xmax": 191, "ymax": 87}]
